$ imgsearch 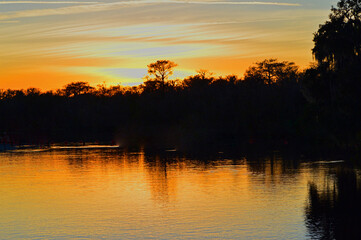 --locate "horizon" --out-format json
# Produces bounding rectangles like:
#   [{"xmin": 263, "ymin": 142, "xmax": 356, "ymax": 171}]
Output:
[
  {"xmin": 0, "ymin": 0, "xmax": 338, "ymax": 90},
  {"xmin": 2, "ymin": 2, "xmax": 361, "ymax": 239}
]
